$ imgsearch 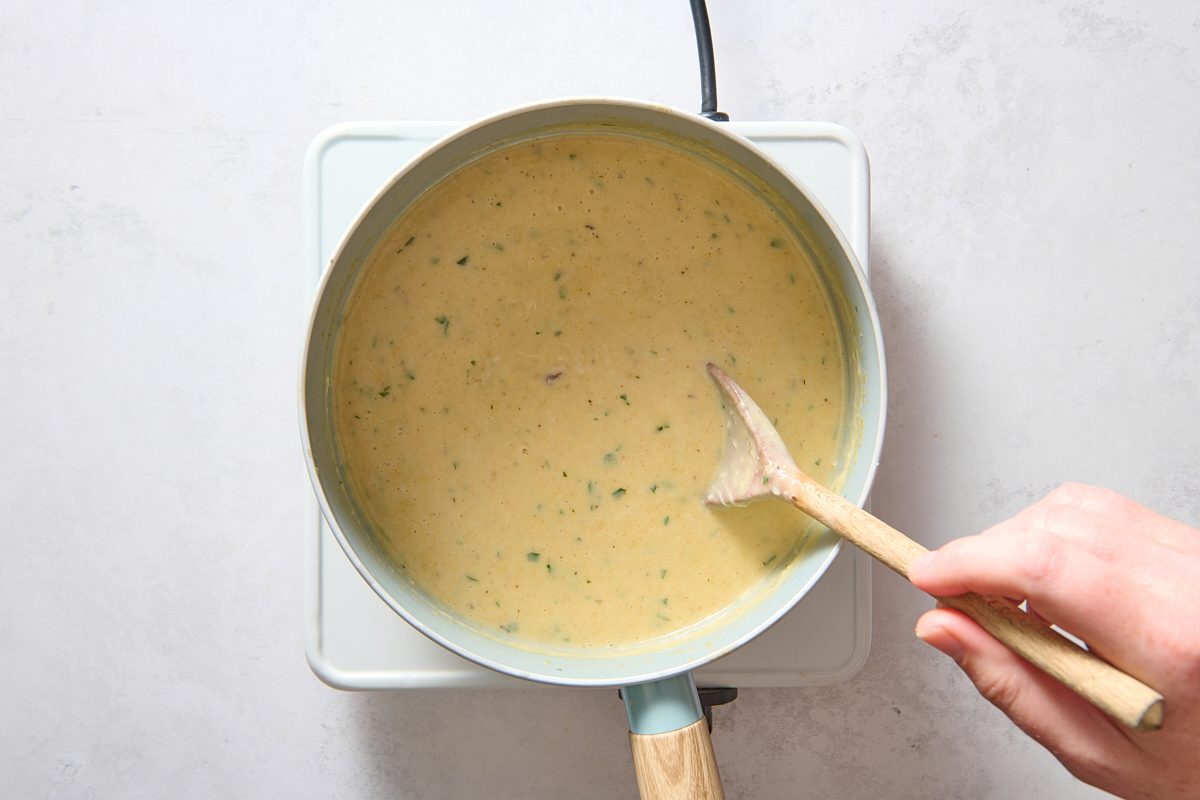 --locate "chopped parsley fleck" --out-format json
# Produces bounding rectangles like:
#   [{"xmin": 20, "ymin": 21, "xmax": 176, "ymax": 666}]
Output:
[
  {"xmin": 770, "ymin": 238, "xmax": 784, "ymax": 248},
  {"xmin": 435, "ymin": 314, "xmax": 450, "ymax": 335},
  {"xmin": 611, "ymin": 487, "xmax": 626, "ymax": 498},
  {"xmin": 526, "ymin": 552, "xmax": 540, "ymax": 562},
  {"xmin": 378, "ymin": 386, "xmax": 391, "ymax": 398},
  {"xmin": 655, "ymin": 423, "xmax": 670, "ymax": 432},
  {"xmin": 456, "ymin": 255, "xmax": 469, "ymax": 266}
]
